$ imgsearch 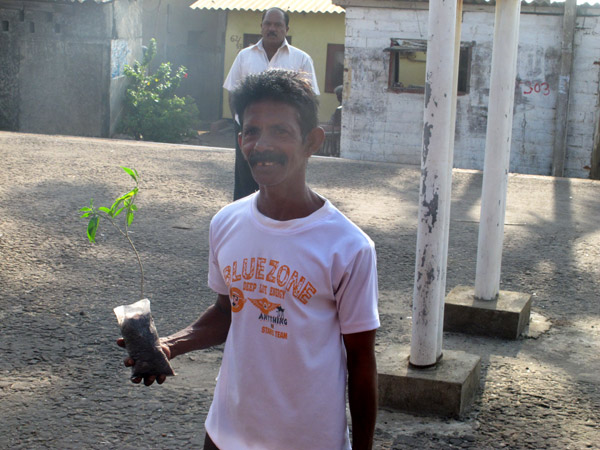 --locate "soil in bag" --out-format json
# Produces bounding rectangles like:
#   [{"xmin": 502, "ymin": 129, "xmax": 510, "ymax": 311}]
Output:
[{"xmin": 114, "ymin": 299, "xmax": 175, "ymax": 380}]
